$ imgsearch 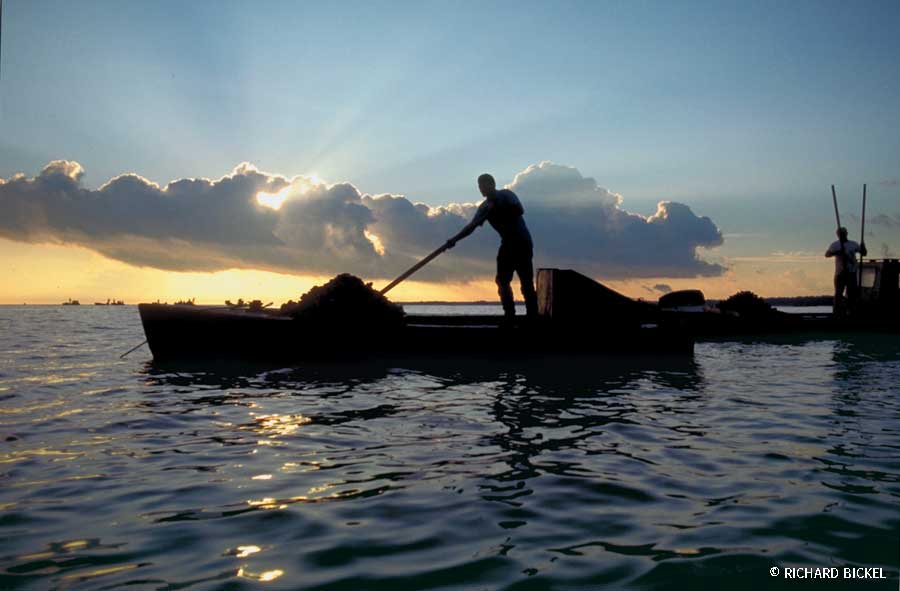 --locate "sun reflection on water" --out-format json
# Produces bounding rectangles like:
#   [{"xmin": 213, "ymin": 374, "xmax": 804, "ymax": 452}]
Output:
[
  {"xmin": 237, "ymin": 566, "xmax": 284, "ymax": 582},
  {"xmin": 245, "ymin": 413, "xmax": 312, "ymax": 438},
  {"xmin": 233, "ymin": 545, "xmax": 261, "ymax": 558}
]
